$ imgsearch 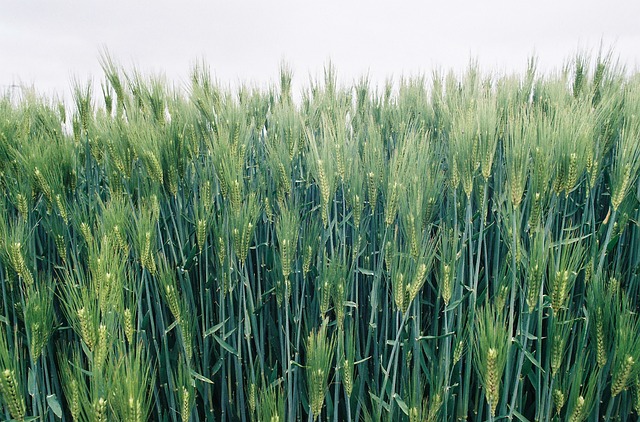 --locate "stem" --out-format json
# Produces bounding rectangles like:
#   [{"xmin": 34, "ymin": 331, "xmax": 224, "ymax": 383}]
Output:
[
  {"xmin": 443, "ymin": 307, "xmax": 452, "ymax": 420},
  {"xmin": 594, "ymin": 368, "xmax": 607, "ymax": 421},
  {"xmin": 597, "ymin": 207, "xmax": 617, "ymax": 278},
  {"xmin": 545, "ymin": 376, "xmax": 556, "ymax": 421},
  {"xmin": 389, "ymin": 311, "xmax": 401, "ymax": 417},
  {"xmin": 535, "ymin": 286, "xmax": 544, "ymax": 421},
  {"xmin": 459, "ymin": 194, "xmax": 474, "ymax": 419},
  {"xmin": 376, "ymin": 310, "xmax": 411, "ymax": 417},
  {"xmin": 508, "ymin": 311, "xmax": 531, "ymax": 417},
  {"xmin": 285, "ymin": 283, "xmax": 293, "ymax": 422},
  {"xmin": 356, "ymin": 225, "xmax": 386, "ymax": 417},
  {"xmin": 333, "ymin": 335, "xmax": 342, "ymax": 422},
  {"xmin": 604, "ymin": 393, "xmax": 618, "ymax": 421},
  {"xmin": 500, "ymin": 202, "xmax": 520, "ymax": 415}
]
